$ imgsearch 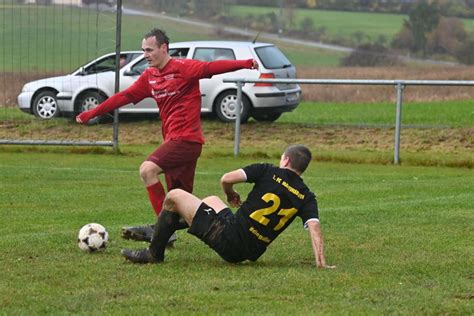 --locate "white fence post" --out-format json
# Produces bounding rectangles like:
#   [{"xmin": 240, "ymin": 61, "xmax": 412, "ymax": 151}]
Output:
[
  {"xmin": 233, "ymin": 81, "xmax": 244, "ymax": 157},
  {"xmin": 112, "ymin": 0, "xmax": 123, "ymax": 153},
  {"xmin": 394, "ymin": 82, "xmax": 404, "ymax": 165}
]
